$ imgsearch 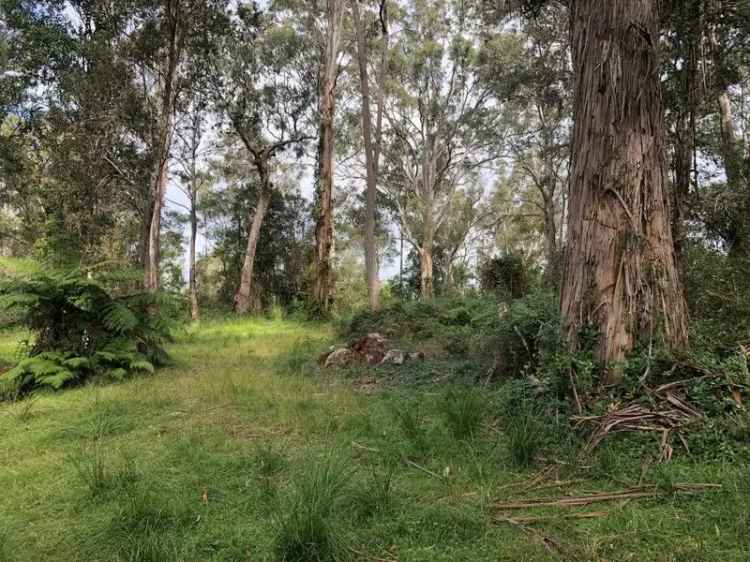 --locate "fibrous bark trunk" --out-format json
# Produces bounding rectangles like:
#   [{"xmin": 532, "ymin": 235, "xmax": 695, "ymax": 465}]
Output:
[
  {"xmin": 235, "ymin": 187, "xmax": 271, "ymax": 315},
  {"xmin": 561, "ymin": 0, "xmax": 689, "ymax": 382},
  {"xmin": 313, "ymin": 0, "xmax": 344, "ymax": 313},
  {"xmin": 352, "ymin": 0, "xmax": 387, "ymax": 313}
]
